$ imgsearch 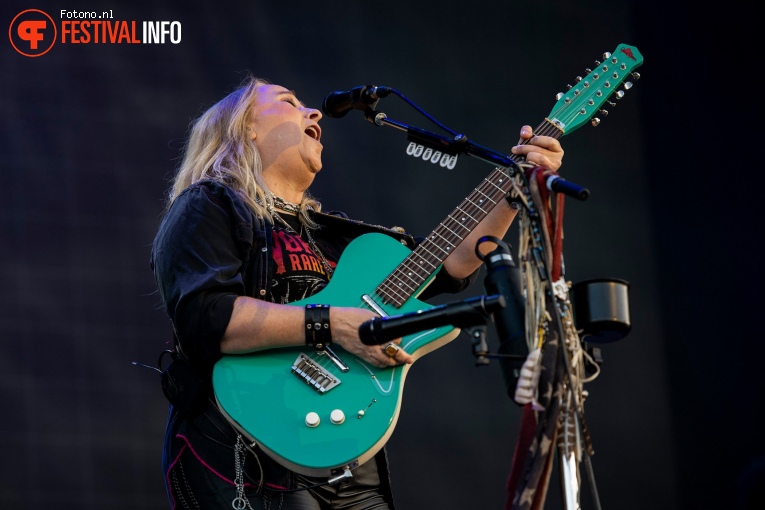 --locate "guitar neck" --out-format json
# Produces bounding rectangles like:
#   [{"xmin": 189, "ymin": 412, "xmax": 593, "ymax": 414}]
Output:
[
  {"xmin": 375, "ymin": 42, "xmax": 644, "ymax": 308},
  {"xmin": 375, "ymin": 120, "xmax": 563, "ymax": 308}
]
